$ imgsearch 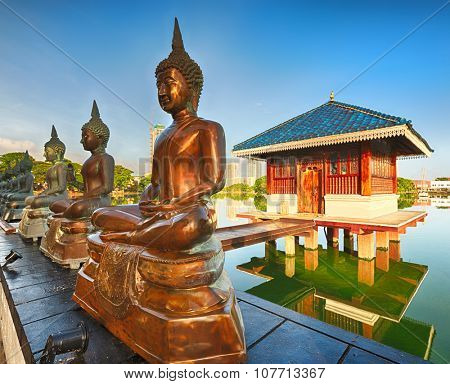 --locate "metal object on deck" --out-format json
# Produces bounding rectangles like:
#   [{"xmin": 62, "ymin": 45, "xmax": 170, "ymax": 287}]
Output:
[
  {"xmin": 2, "ymin": 249, "xmax": 23, "ymax": 269},
  {"xmin": 39, "ymin": 322, "xmax": 89, "ymax": 364}
]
